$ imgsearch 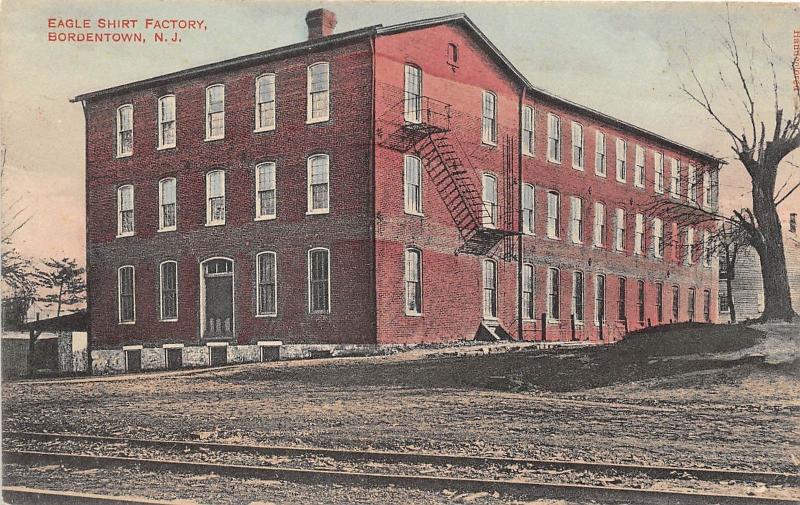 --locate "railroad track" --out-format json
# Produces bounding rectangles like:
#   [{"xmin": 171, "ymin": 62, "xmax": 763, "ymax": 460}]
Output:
[{"xmin": 4, "ymin": 431, "xmax": 799, "ymax": 504}]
